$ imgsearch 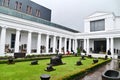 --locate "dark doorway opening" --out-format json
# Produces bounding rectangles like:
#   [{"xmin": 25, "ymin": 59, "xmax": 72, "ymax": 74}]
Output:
[
  {"xmin": 94, "ymin": 40, "xmax": 106, "ymax": 53},
  {"xmin": 57, "ymin": 39, "xmax": 59, "ymax": 49},
  {"xmin": 67, "ymin": 40, "xmax": 69, "ymax": 51},
  {"xmin": 11, "ymin": 34, "xmax": 16, "ymax": 48}
]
